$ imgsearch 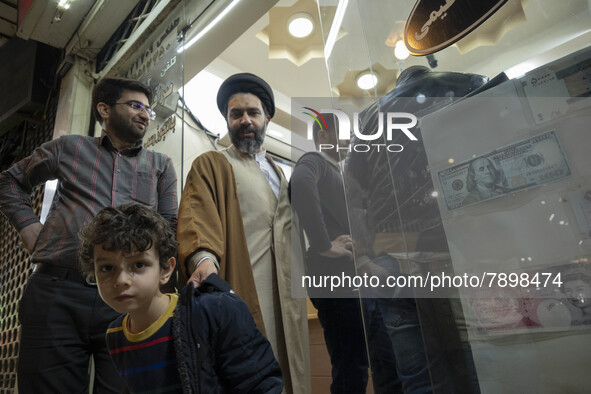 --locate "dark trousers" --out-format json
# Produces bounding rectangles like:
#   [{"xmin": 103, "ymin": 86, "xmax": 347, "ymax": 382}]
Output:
[
  {"xmin": 378, "ymin": 298, "xmax": 450, "ymax": 393},
  {"xmin": 17, "ymin": 272, "xmax": 125, "ymax": 393},
  {"xmin": 378, "ymin": 298, "xmax": 481, "ymax": 394},
  {"xmin": 311, "ymin": 297, "xmax": 402, "ymax": 394}
]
